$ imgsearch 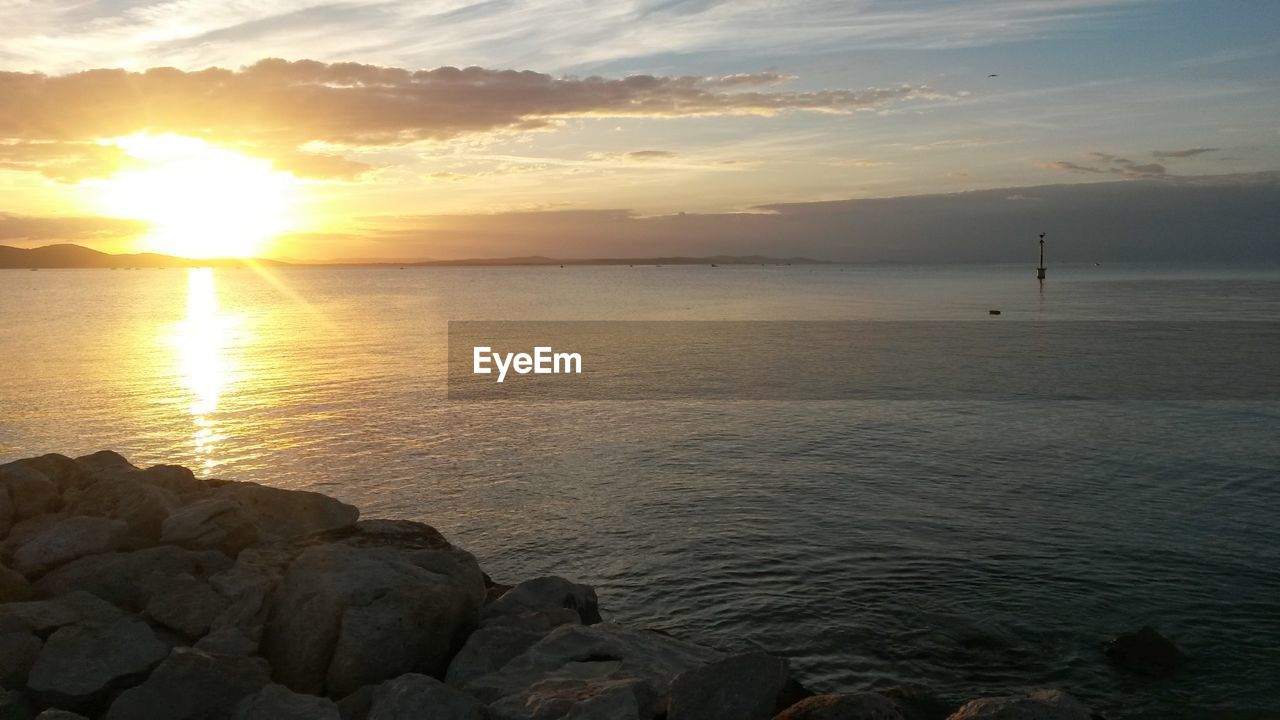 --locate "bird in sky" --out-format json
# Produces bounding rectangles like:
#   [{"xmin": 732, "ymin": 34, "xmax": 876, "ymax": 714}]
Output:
[{"xmin": 988, "ymin": 74, "xmax": 999, "ymax": 77}]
